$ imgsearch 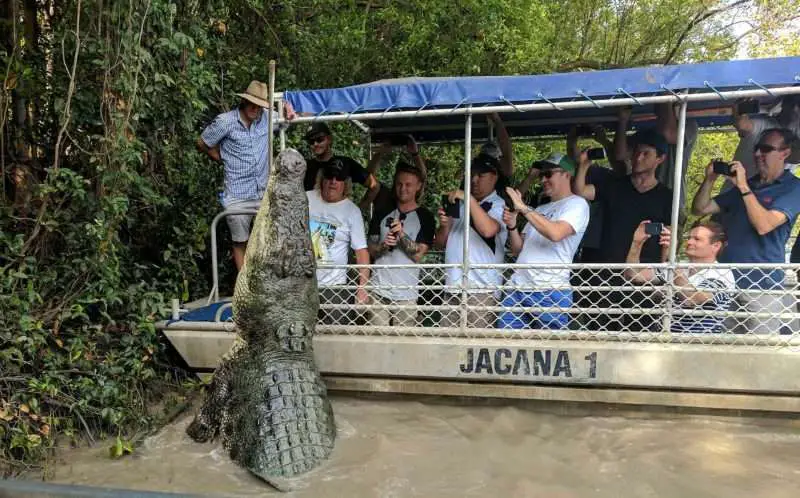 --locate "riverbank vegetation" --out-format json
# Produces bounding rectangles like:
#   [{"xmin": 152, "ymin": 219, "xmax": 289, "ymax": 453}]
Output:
[{"xmin": 1, "ymin": 0, "xmax": 797, "ymax": 476}]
